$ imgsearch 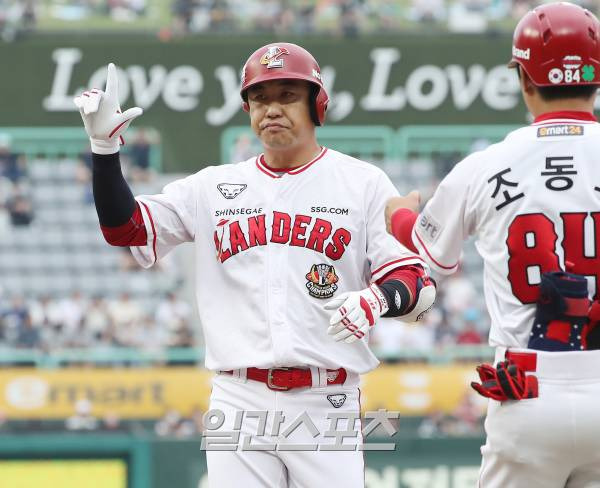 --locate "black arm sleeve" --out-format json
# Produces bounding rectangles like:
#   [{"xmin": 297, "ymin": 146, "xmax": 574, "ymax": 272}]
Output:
[{"xmin": 92, "ymin": 152, "xmax": 136, "ymax": 227}]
